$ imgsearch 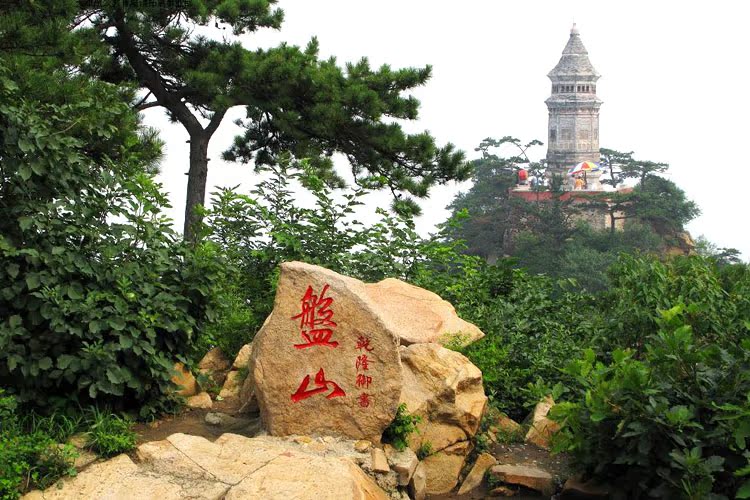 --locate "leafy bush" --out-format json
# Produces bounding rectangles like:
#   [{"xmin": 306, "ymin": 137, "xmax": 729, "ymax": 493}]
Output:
[
  {"xmin": 383, "ymin": 403, "xmax": 422, "ymax": 451},
  {"xmin": 458, "ymin": 270, "xmax": 597, "ymax": 419},
  {"xmin": 0, "ymin": 390, "xmax": 77, "ymax": 499},
  {"xmin": 551, "ymin": 305, "xmax": 750, "ymax": 499},
  {"xmin": 85, "ymin": 408, "xmax": 136, "ymax": 458},
  {"xmin": 200, "ymin": 159, "xmax": 477, "ymax": 352},
  {"xmin": 602, "ymin": 255, "xmax": 750, "ymax": 353},
  {"xmin": 0, "ymin": 65, "xmax": 219, "ymax": 416}
]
